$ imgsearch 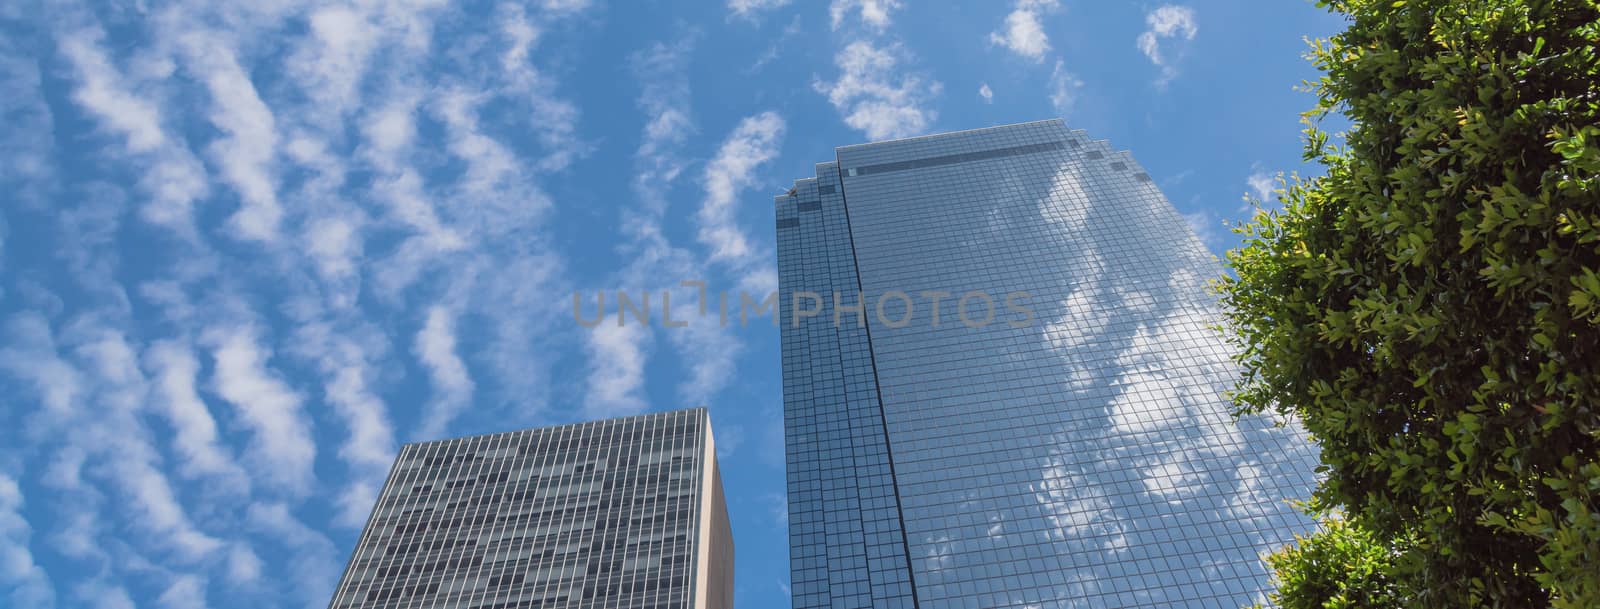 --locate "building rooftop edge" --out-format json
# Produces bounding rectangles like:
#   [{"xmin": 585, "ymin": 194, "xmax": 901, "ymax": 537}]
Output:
[
  {"xmin": 400, "ymin": 406, "xmax": 710, "ymax": 449},
  {"xmin": 833, "ymin": 118, "xmax": 1065, "ymax": 152}
]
